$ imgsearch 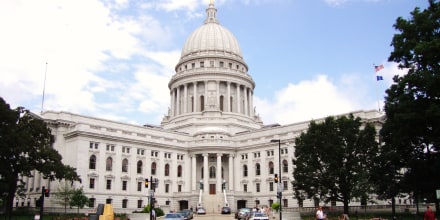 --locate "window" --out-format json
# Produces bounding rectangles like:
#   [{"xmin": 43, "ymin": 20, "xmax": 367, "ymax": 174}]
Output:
[
  {"xmin": 89, "ymin": 155, "xmax": 96, "ymax": 169},
  {"xmin": 282, "ymin": 160, "xmax": 288, "ymax": 173},
  {"xmin": 137, "ymin": 200, "xmax": 143, "ymax": 208},
  {"xmin": 165, "ymin": 164, "xmax": 170, "ymax": 176},
  {"xmin": 210, "ymin": 61, "xmax": 214, "ymax": 67},
  {"xmin": 151, "ymin": 162, "xmax": 157, "ymax": 175},
  {"xmin": 269, "ymin": 182, "xmax": 274, "ymax": 191},
  {"xmin": 122, "ymin": 199, "xmax": 128, "ymax": 208},
  {"xmin": 89, "ymin": 178, "xmax": 95, "ymax": 189},
  {"xmin": 122, "ymin": 159, "xmax": 128, "ymax": 172},
  {"xmin": 177, "ymin": 165, "xmax": 182, "ymax": 177},
  {"xmin": 201, "ymin": 167, "xmax": 204, "ymax": 179},
  {"xmin": 137, "ymin": 182, "xmax": 142, "ymax": 192},
  {"xmin": 256, "ymin": 183, "xmax": 260, "ymax": 192},
  {"xmin": 178, "ymin": 185, "xmax": 182, "ymax": 192},
  {"xmin": 106, "ymin": 157, "xmax": 113, "ymax": 171},
  {"xmin": 269, "ymin": 162, "xmax": 274, "ymax": 174},
  {"xmin": 209, "ymin": 166, "xmax": 216, "ymax": 178},
  {"xmin": 298, "ymin": 199, "xmax": 303, "ymax": 208},
  {"xmin": 192, "ymin": 63, "xmax": 195, "ymax": 68},
  {"xmin": 255, "ymin": 163, "xmax": 261, "ymax": 175},
  {"xmin": 229, "ymin": 63, "xmax": 232, "ymax": 68},
  {"xmin": 283, "ymin": 199, "xmax": 288, "ymax": 207},
  {"xmin": 219, "ymin": 61, "xmax": 224, "ymax": 67},
  {"xmin": 243, "ymin": 165, "xmax": 248, "ymax": 177},
  {"xmin": 151, "ymin": 151, "xmax": 159, "ymax": 157},
  {"xmin": 90, "ymin": 142, "xmax": 99, "ymax": 149},
  {"xmin": 122, "ymin": 181, "xmax": 127, "ymax": 191},
  {"xmin": 106, "ymin": 180, "xmax": 112, "ymax": 190},
  {"xmin": 283, "ymin": 181, "xmax": 288, "ymax": 190},
  {"xmin": 200, "ymin": 61, "xmax": 204, "ymax": 67},
  {"xmin": 137, "ymin": 161, "xmax": 143, "ymax": 174},
  {"xmin": 165, "ymin": 184, "xmax": 170, "ymax": 193},
  {"xmin": 243, "ymin": 184, "xmax": 247, "ymax": 192},
  {"xmin": 89, "ymin": 198, "xmax": 96, "ymax": 208},
  {"xmin": 106, "ymin": 199, "xmax": 112, "ymax": 204},
  {"xmin": 106, "ymin": 144, "xmax": 115, "ymax": 152},
  {"xmin": 122, "ymin": 147, "xmax": 130, "ymax": 154}
]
